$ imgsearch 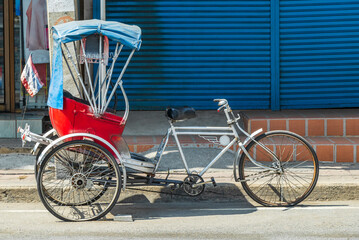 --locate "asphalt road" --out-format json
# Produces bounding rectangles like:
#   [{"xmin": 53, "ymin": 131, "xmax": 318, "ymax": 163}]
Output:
[{"xmin": 0, "ymin": 200, "xmax": 359, "ymax": 239}]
